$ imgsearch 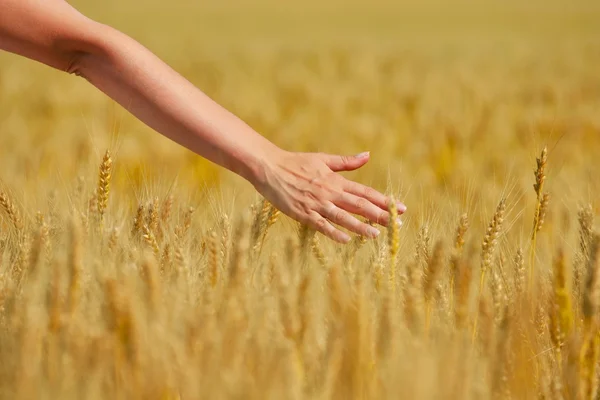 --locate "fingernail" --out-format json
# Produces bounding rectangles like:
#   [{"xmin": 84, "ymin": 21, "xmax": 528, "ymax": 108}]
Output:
[
  {"xmin": 340, "ymin": 233, "xmax": 351, "ymax": 243},
  {"xmin": 355, "ymin": 151, "xmax": 370, "ymax": 158},
  {"xmin": 397, "ymin": 202, "xmax": 407, "ymax": 213},
  {"xmin": 396, "ymin": 218, "xmax": 403, "ymax": 227},
  {"xmin": 367, "ymin": 226, "xmax": 381, "ymax": 238}
]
